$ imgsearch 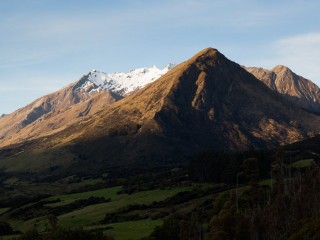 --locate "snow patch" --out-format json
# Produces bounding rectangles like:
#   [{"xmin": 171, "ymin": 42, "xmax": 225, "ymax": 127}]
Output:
[{"xmin": 75, "ymin": 64, "xmax": 175, "ymax": 96}]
